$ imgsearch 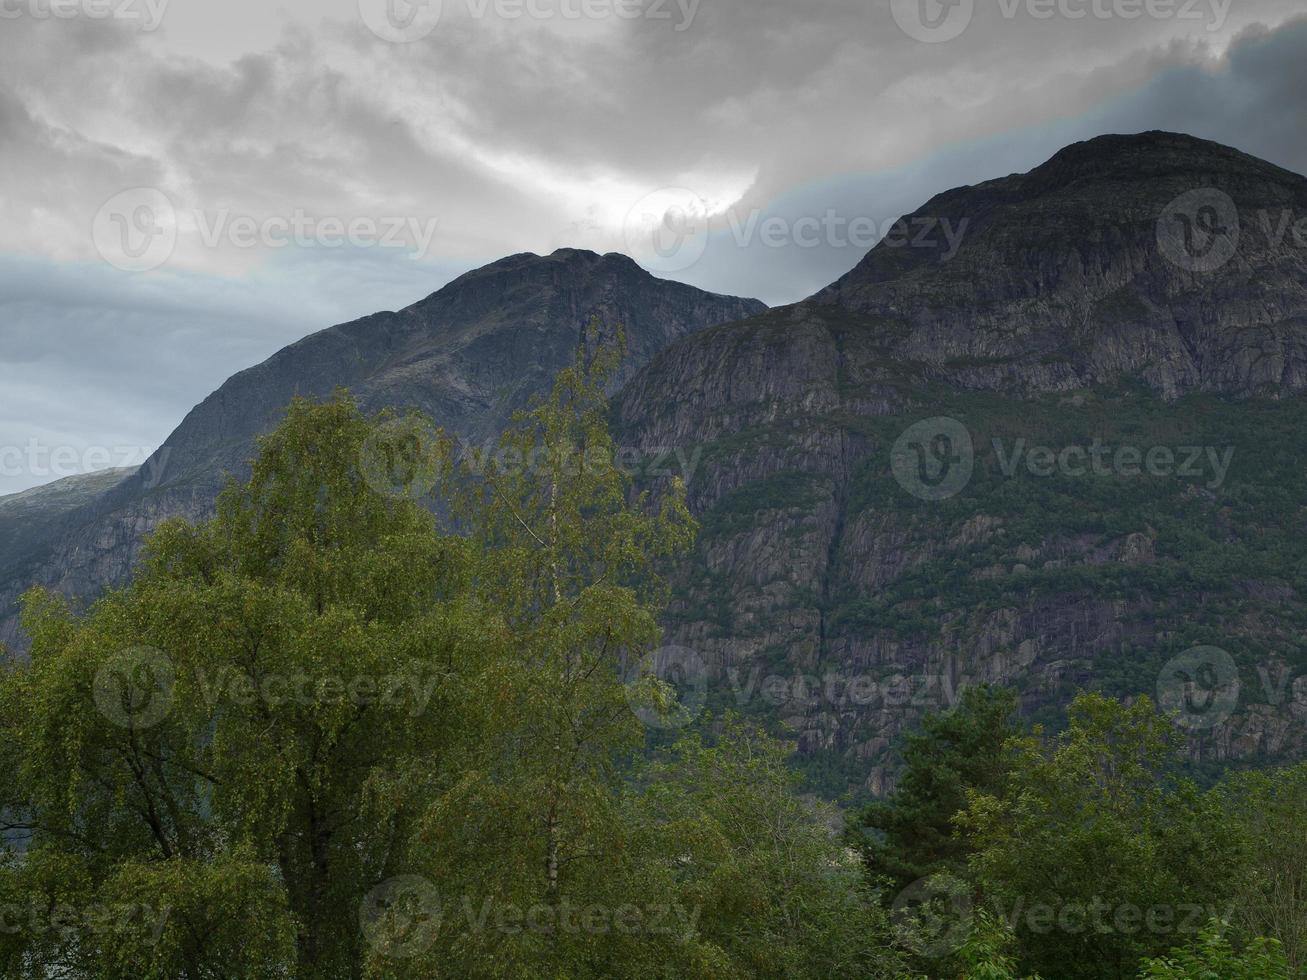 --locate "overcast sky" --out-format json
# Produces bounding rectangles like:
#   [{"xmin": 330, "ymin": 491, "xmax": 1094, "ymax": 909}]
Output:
[{"xmin": 2, "ymin": 0, "xmax": 1306, "ymax": 494}]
